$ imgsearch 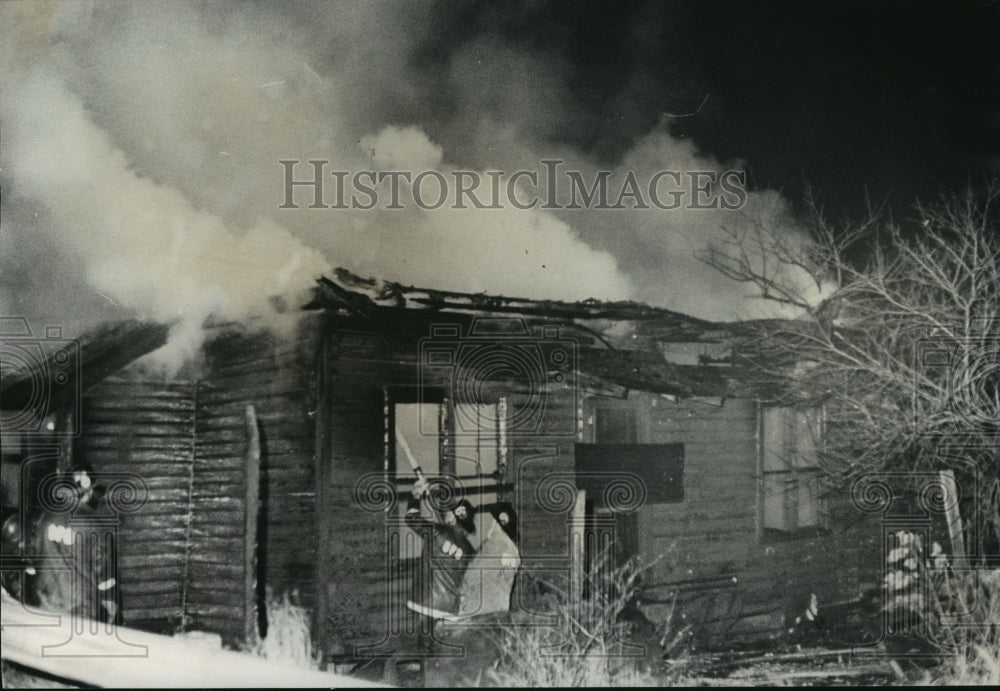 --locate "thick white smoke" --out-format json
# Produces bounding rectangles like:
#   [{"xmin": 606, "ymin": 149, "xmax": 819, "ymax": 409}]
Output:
[
  {"xmin": 1, "ymin": 1, "xmax": 826, "ymax": 376},
  {"xmin": 1, "ymin": 66, "xmax": 331, "ymax": 374}
]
